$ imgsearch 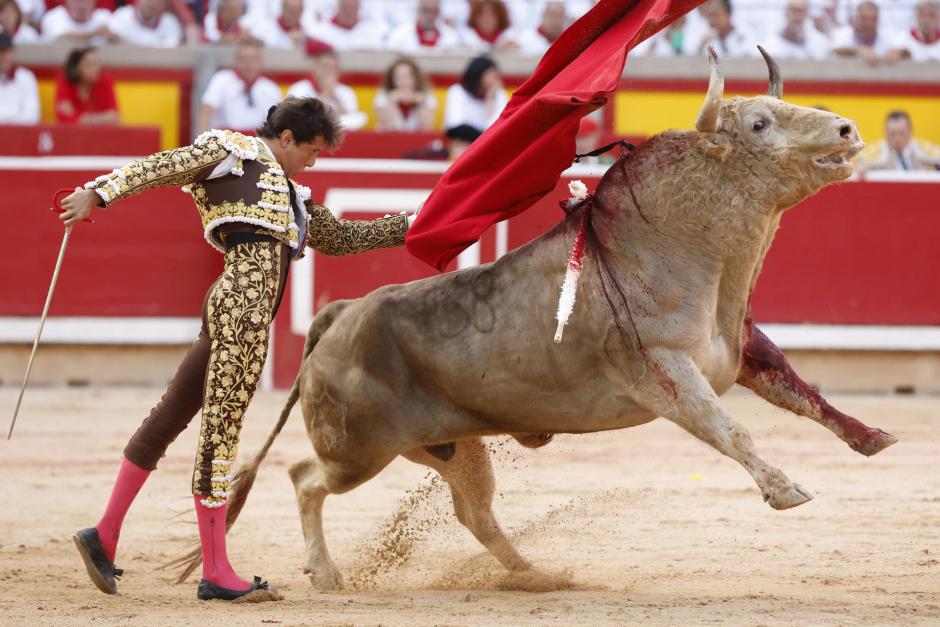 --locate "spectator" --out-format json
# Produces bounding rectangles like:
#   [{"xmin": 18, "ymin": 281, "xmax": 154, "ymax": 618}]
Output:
[
  {"xmin": 303, "ymin": 0, "xmax": 387, "ymax": 50},
  {"xmin": 459, "ymin": 0, "xmax": 519, "ymax": 51},
  {"xmin": 0, "ymin": 0, "xmax": 38, "ymax": 43},
  {"xmin": 373, "ymin": 56, "xmax": 437, "ymax": 131},
  {"xmin": 203, "ymin": 0, "xmax": 256, "ymax": 44},
  {"xmin": 108, "ymin": 0, "xmax": 183, "ymax": 47},
  {"xmin": 442, "ymin": 0, "xmax": 533, "ymax": 32},
  {"xmin": 858, "ymin": 110, "xmax": 940, "ymax": 171},
  {"xmin": 55, "ymin": 46, "xmax": 119, "ymax": 124},
  {"xmin": 250, "ymin": 0, "xmax": 306, "ymax": 49},
  {"xmin": 886, "ymin": 0, "xmax": 940, "ymax": 61},
  {"xmin": 195, "ymin": 41, "xmax": 280, "ymax": 134},
  {"xmin": 831, "ymin": 1, "xmax": 894, "ymax": 65},
  {"xmin": 517, "ymin": 1, "xmax": 566, "ymax": 55},
  {"xmin": 40, "ymin": 0, "xmax": 112, "ymax": 44},
  {"xmin": 13, "ymin": 0, "xmax": 43, "ymax": 29},
  {"xmin": 691, "ymin": 0, "xmax": 758, "ymax": 57},
  {"xmin": 764, "ymin": 0, "xmax": 830, "ymax": 59},
  {"xmin": 634, "ymin": 14, "xmax": 689, "ymax": 56},
  {"xmin": 287, "ymin": 47, "xmax": 366, "ymax": 130},
  {"xmin": 443, "ymin": 55, "xmax": 507, "ymax": 135},
  {"xmin": 385, "ymin": 0, "xmax": 459, "ymax": 52},
  {"xmin": 0, "ymin": 32, "xmax": 39, "ymax": 124},
  {"xmin": 445, "ymin": 123, "xmax": 481, "ymax": 160}
]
